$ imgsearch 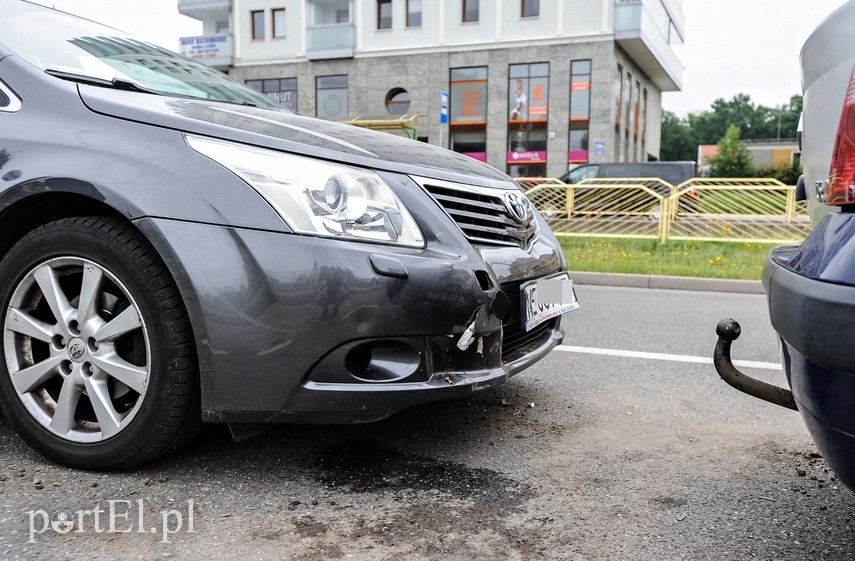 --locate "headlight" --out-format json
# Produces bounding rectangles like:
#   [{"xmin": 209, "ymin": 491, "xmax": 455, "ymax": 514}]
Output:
[{"xmin": 185, "ymin": 135, "xmax": 424, "ymax": 247}]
